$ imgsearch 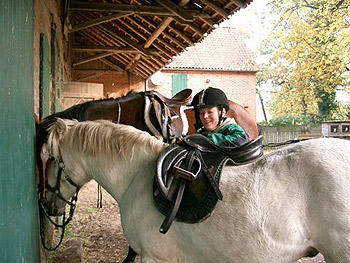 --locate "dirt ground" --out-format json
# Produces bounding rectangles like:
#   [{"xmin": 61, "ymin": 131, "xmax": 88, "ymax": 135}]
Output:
[{"xmin": 45, "ymin": 180, "xmax": 325, "ymax": 263}]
